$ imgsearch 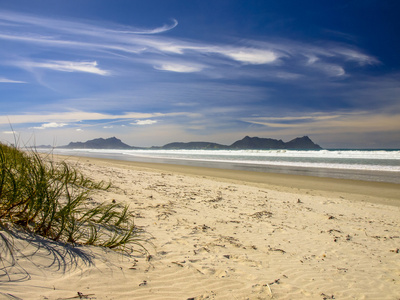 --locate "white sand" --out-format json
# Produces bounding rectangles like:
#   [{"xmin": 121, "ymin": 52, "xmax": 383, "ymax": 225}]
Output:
[{"xmin": 1, "ymin": 156, "xmax": 399, "ymax": 300}]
